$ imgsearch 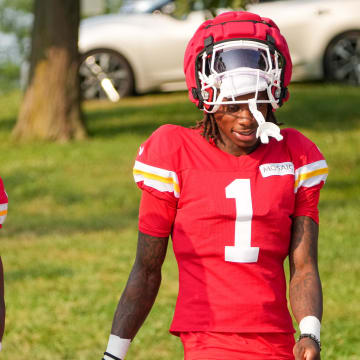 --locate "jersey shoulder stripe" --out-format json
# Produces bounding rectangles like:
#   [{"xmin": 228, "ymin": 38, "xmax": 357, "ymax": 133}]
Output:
[
  {"xmin": 0, "ymin": 177, "xmax": 8, "ymax": 227},
  {"xmin": 0, "ymin": 202, "xmax": 7, "ymax": 225},
  {"xmin": 294, "ymin": 159, "xmax": 328, "ymax": 193},
  {"xmin": 133, "ymin": 160, "xmax": 180, "ymax": 198}
]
